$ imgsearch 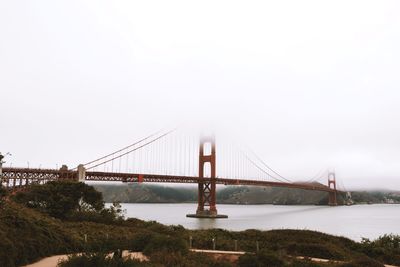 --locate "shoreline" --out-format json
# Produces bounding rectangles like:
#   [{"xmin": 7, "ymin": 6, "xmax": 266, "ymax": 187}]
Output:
[{"xmin": 108, "ymin": 202, "xmax": 400, "ymax": 205}]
